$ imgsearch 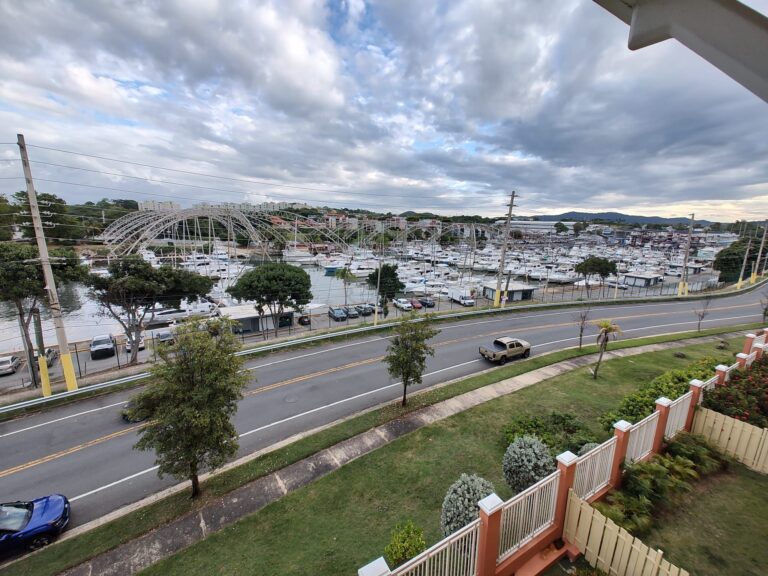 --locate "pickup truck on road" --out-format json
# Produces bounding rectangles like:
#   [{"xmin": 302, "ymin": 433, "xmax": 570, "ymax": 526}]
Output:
[{"xmin": 479, "ymin": 337, "xmax": 531, "ymax": 364}]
